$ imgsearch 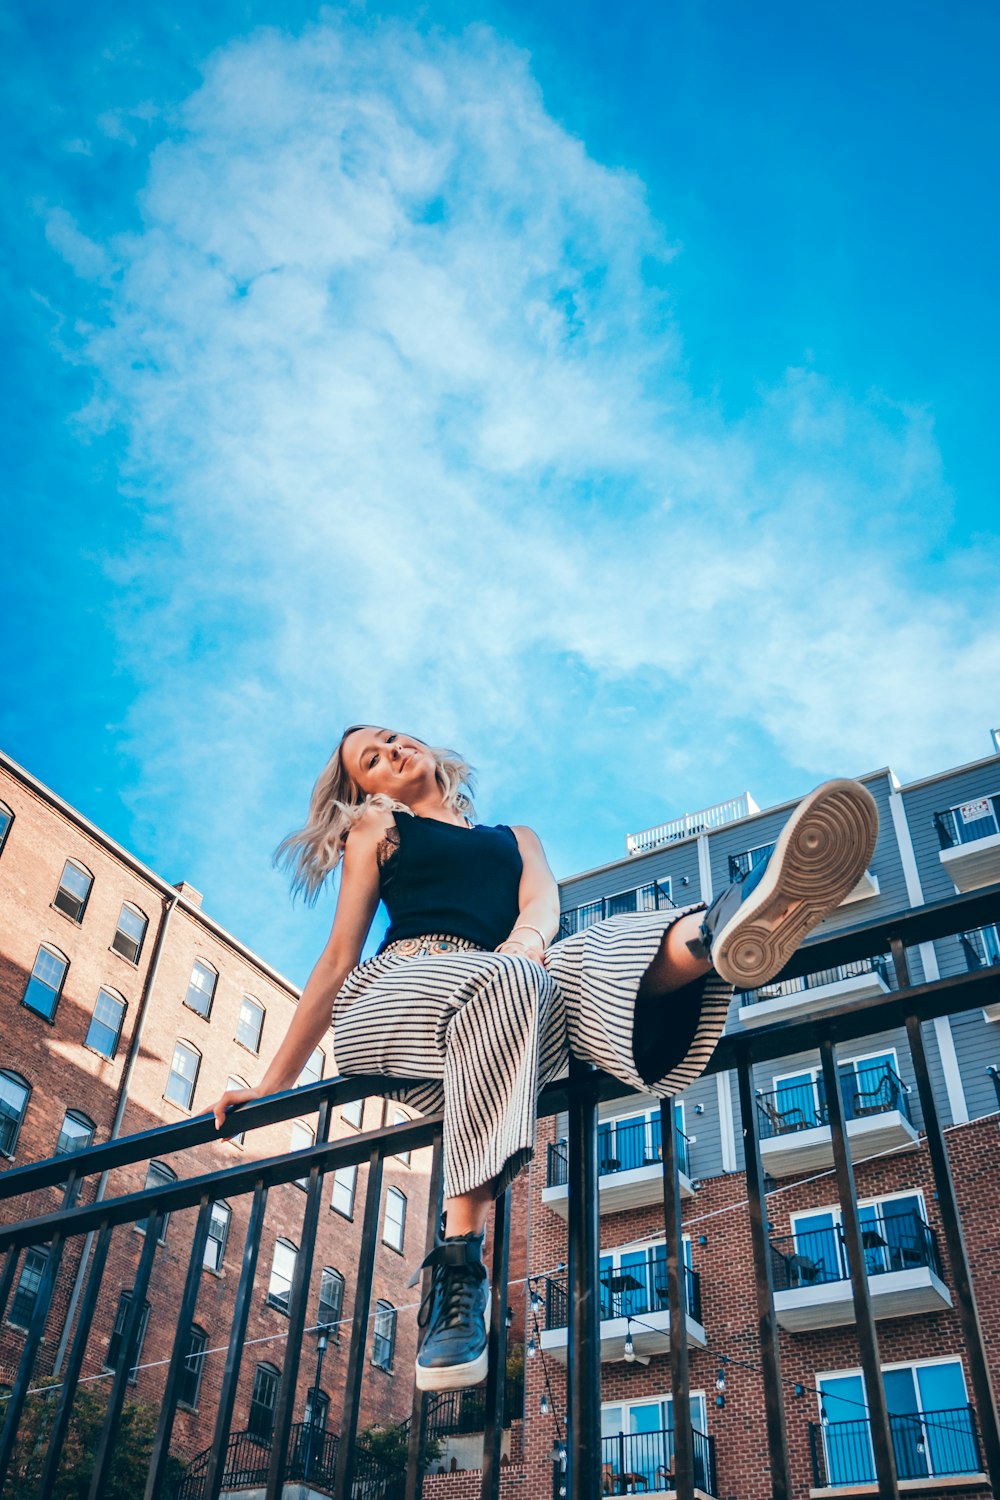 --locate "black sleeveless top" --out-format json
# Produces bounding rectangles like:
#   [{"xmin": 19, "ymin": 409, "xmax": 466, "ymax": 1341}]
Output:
[{"xmin": 377, "ymin": 812, "xmax": 523, "ymax": 953}]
